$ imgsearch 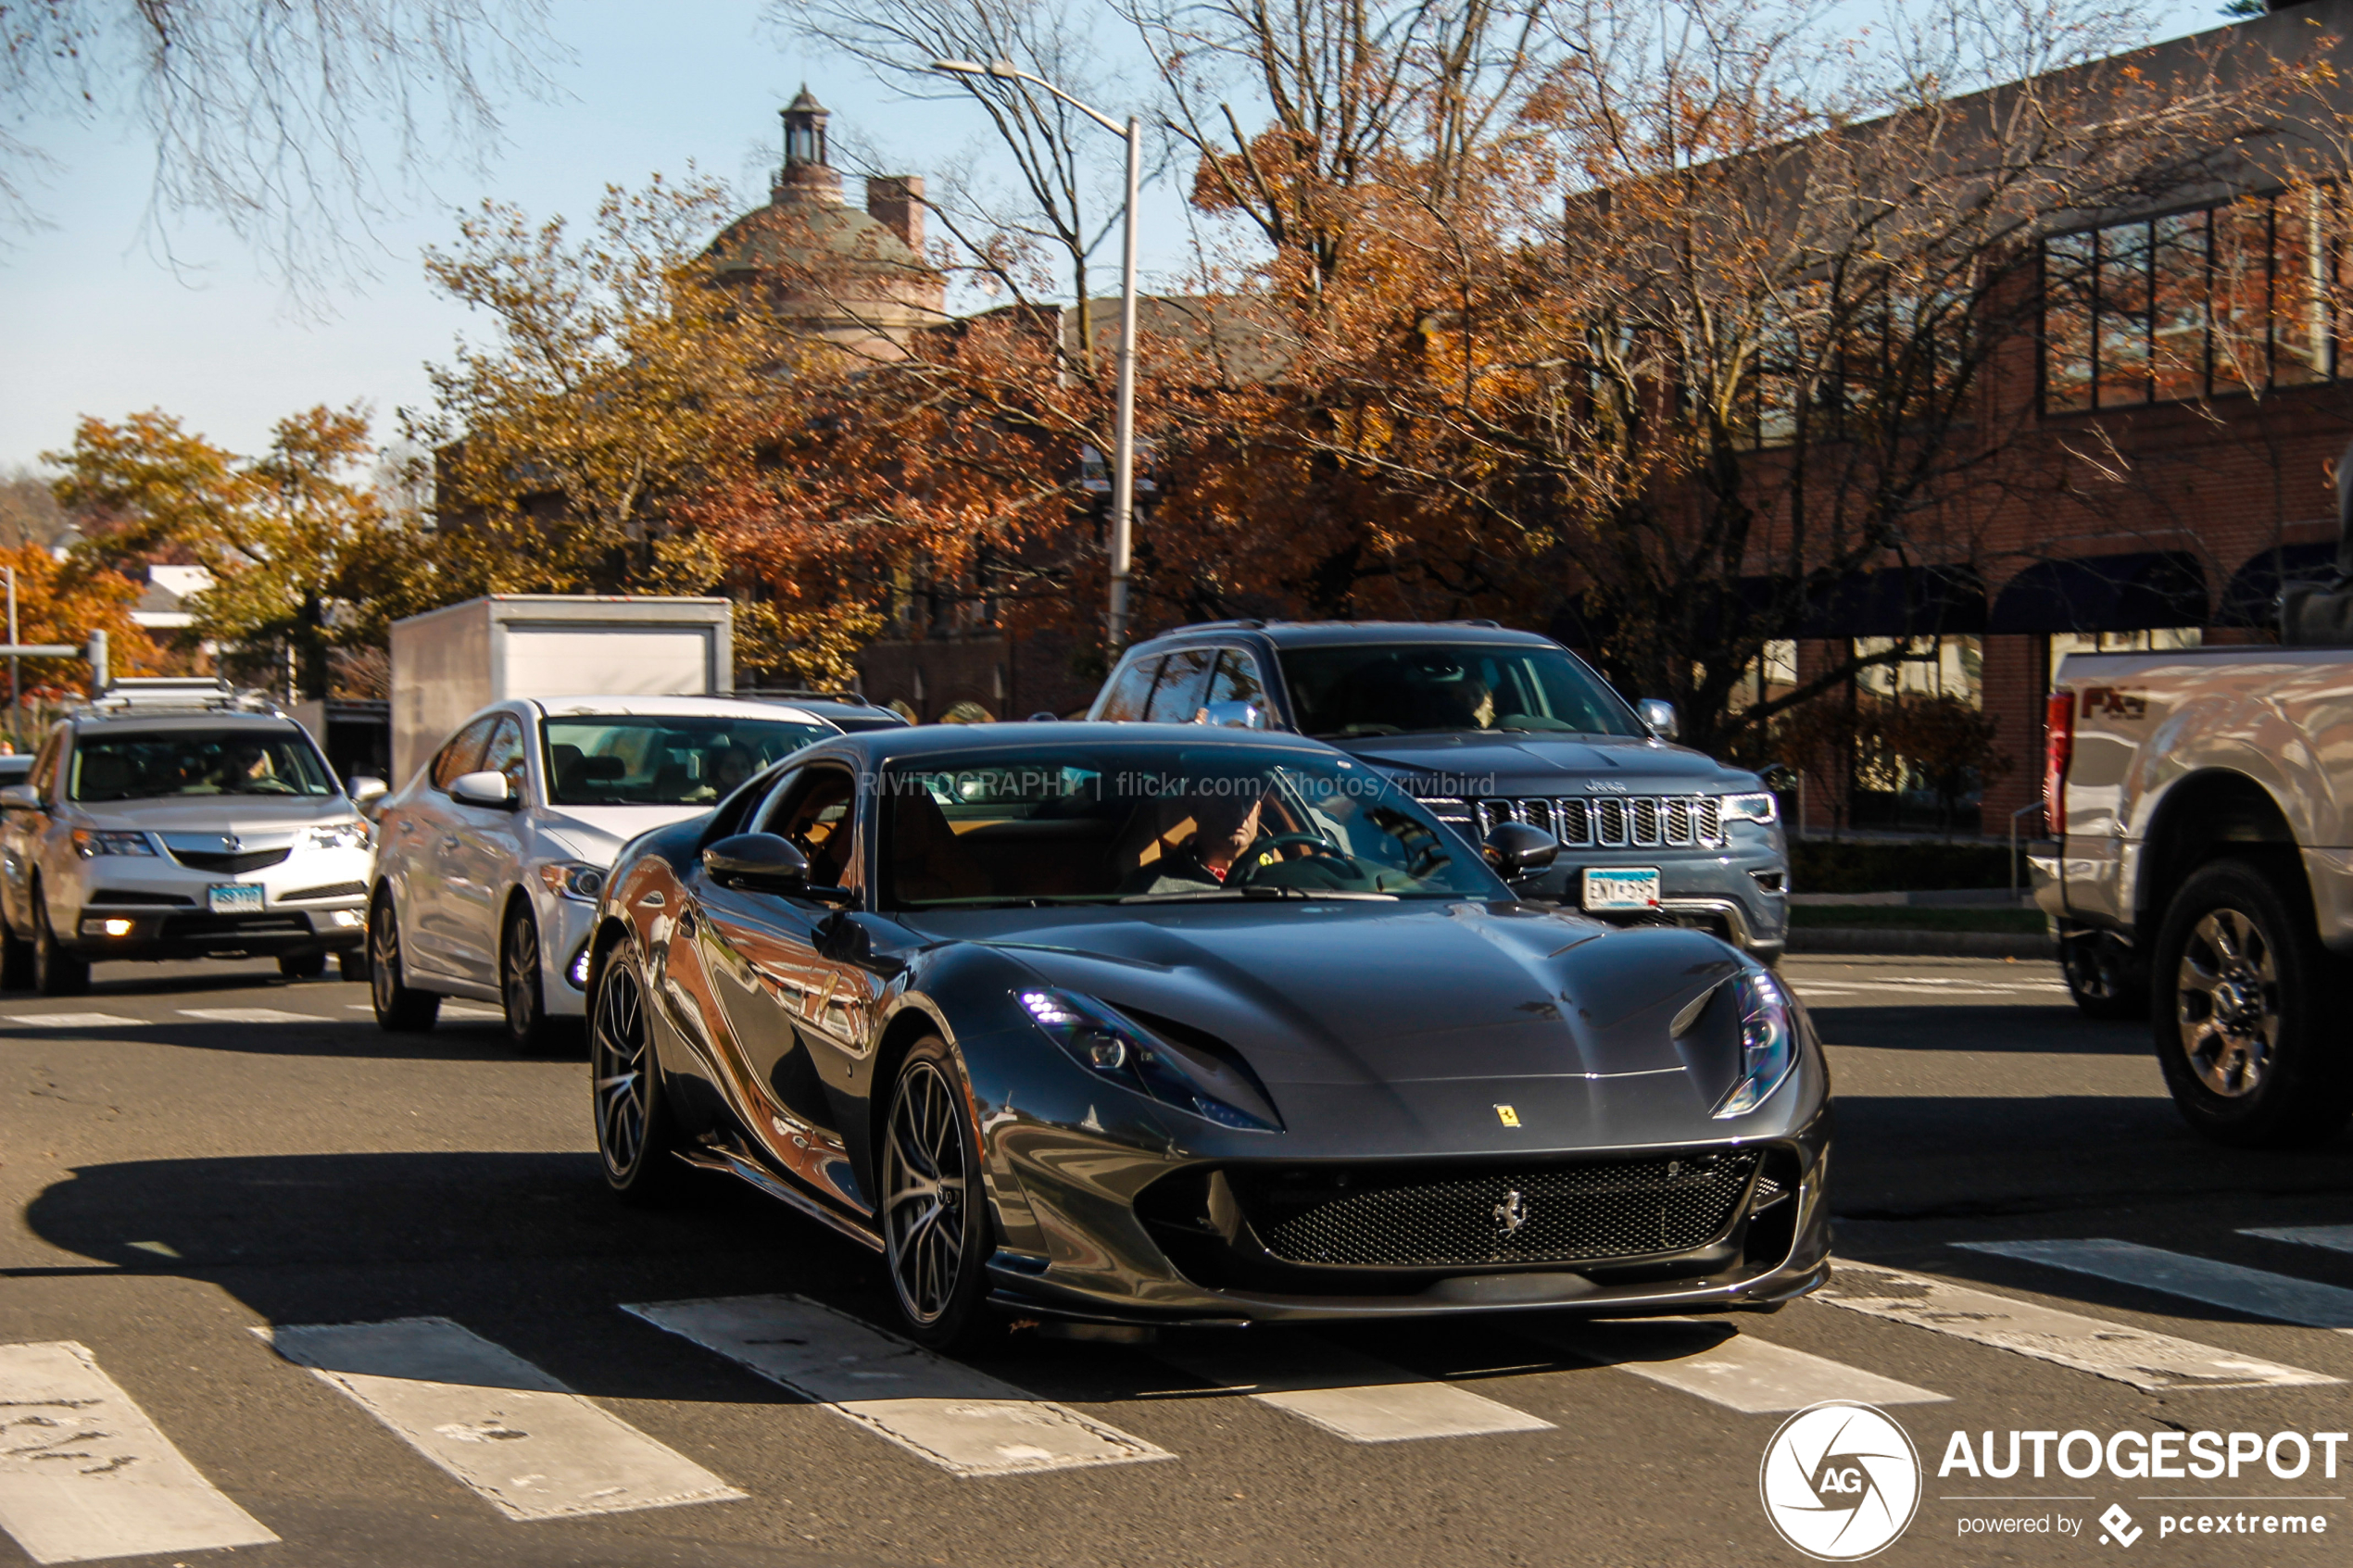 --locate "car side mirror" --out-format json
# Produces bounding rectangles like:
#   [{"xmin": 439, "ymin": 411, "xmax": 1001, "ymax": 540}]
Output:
[
  {"xmin": 1636, "ymin": 698, "xmax": 1680, "ymax": 742},
  {"xmin": 1484, "ymin": 821, "xmax": 1560, "ymax": 877},
  {"xmin": 703, "ymin": 833, "xmax": 815, "ymax": 895},
  {"xmin": 1197, "ymin": 700, "xmax": 1268, "ymax": 730},
  {"xmin": 0, "ymin": 784, "xmax": 38, "ymax": 811},
  {"xmin": 448, "ymin": 771, "xmax": 515, "ymax": 809},
  {"xmin": 348, "ymin": 775, "xmax": 389, "ymax": 807}
]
